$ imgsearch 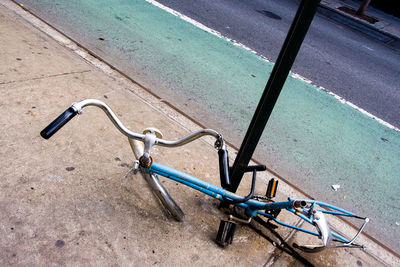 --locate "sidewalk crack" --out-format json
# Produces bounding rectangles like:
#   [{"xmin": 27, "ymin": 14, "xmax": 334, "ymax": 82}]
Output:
[{"xmin": 0, "ymin": 70, "xmax": 91, "ymax": 85}]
